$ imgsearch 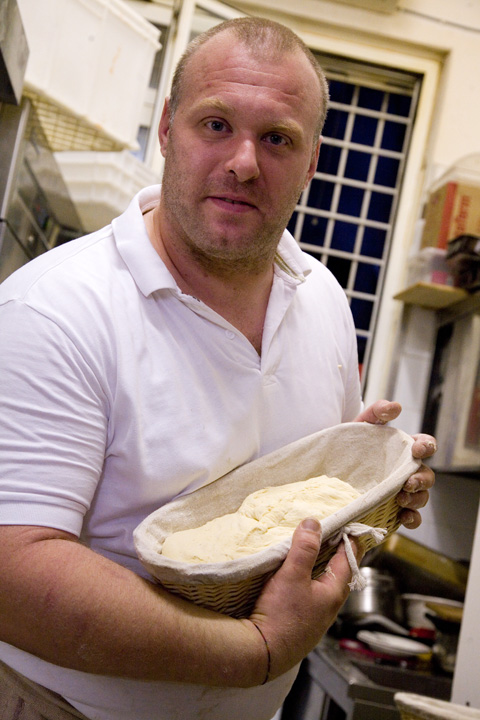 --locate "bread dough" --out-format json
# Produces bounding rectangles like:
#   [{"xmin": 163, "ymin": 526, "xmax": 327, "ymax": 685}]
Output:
[{"xmin": 161, "ymin": 475, "xmax": 360, "ymax": 563}]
